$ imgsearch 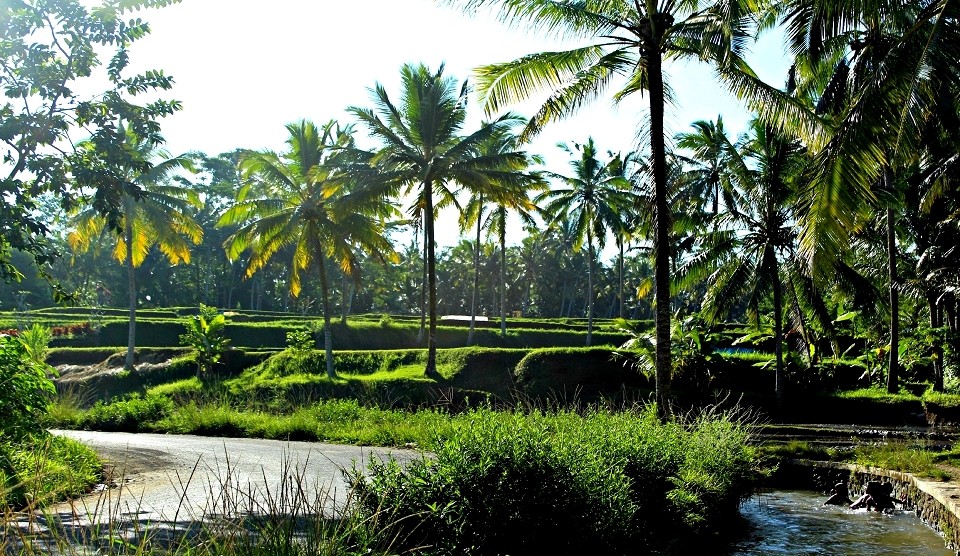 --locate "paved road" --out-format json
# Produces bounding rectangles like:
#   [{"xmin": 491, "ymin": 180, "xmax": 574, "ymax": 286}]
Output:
[{"xmin": 49, "ymin": 430, "xmax": 420, "ymax": 524}]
